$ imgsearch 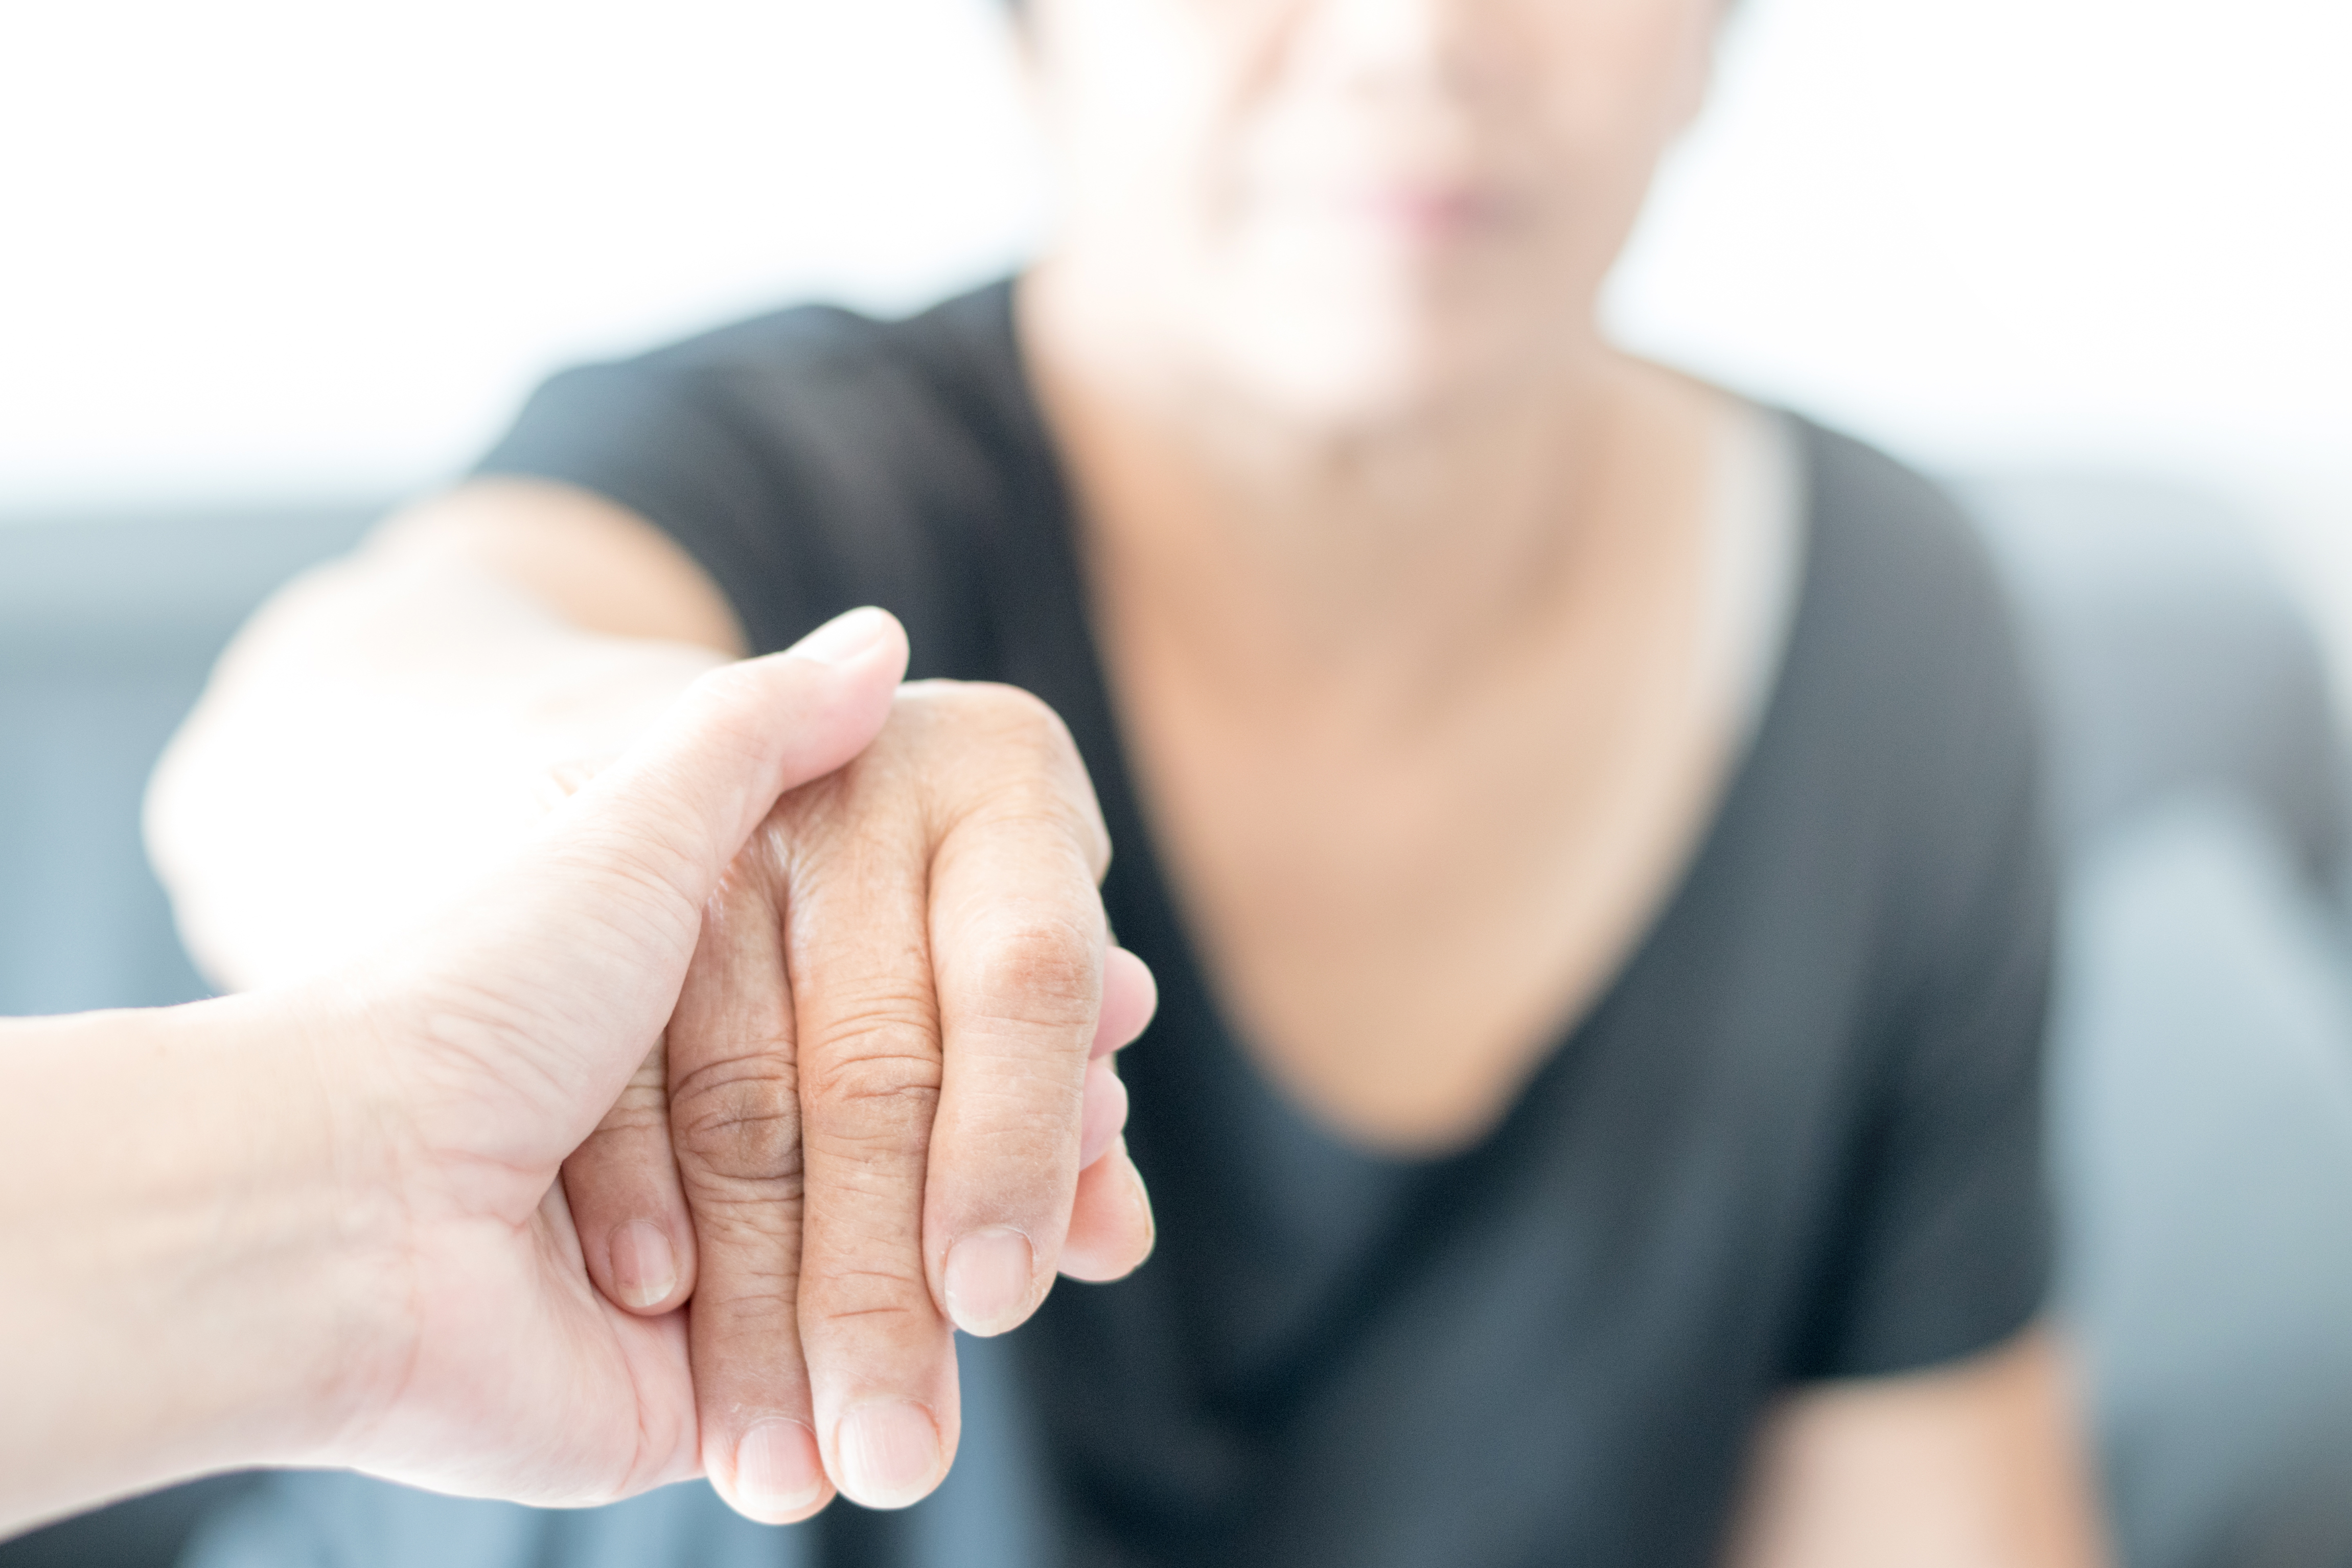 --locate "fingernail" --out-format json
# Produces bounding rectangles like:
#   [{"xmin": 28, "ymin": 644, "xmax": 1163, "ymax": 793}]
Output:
[
  {"xmin": 944, "ymin": 1226, "xmax": 1036, "ymax": 1337},
  {"xmin": 835, "ymin": 1400, "xmax": 942, "ymax": 1509},
  {"xmin": 788, "ymin": 606, "xmax": 892, "ymax": 666},
  {"xmin": 610, "ymin": 1220, "xmax": 677, "ymax": 1310},
  {"xmin": 735, "ymin": 1419, "xmax": 824, "ymax": 1519}
]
